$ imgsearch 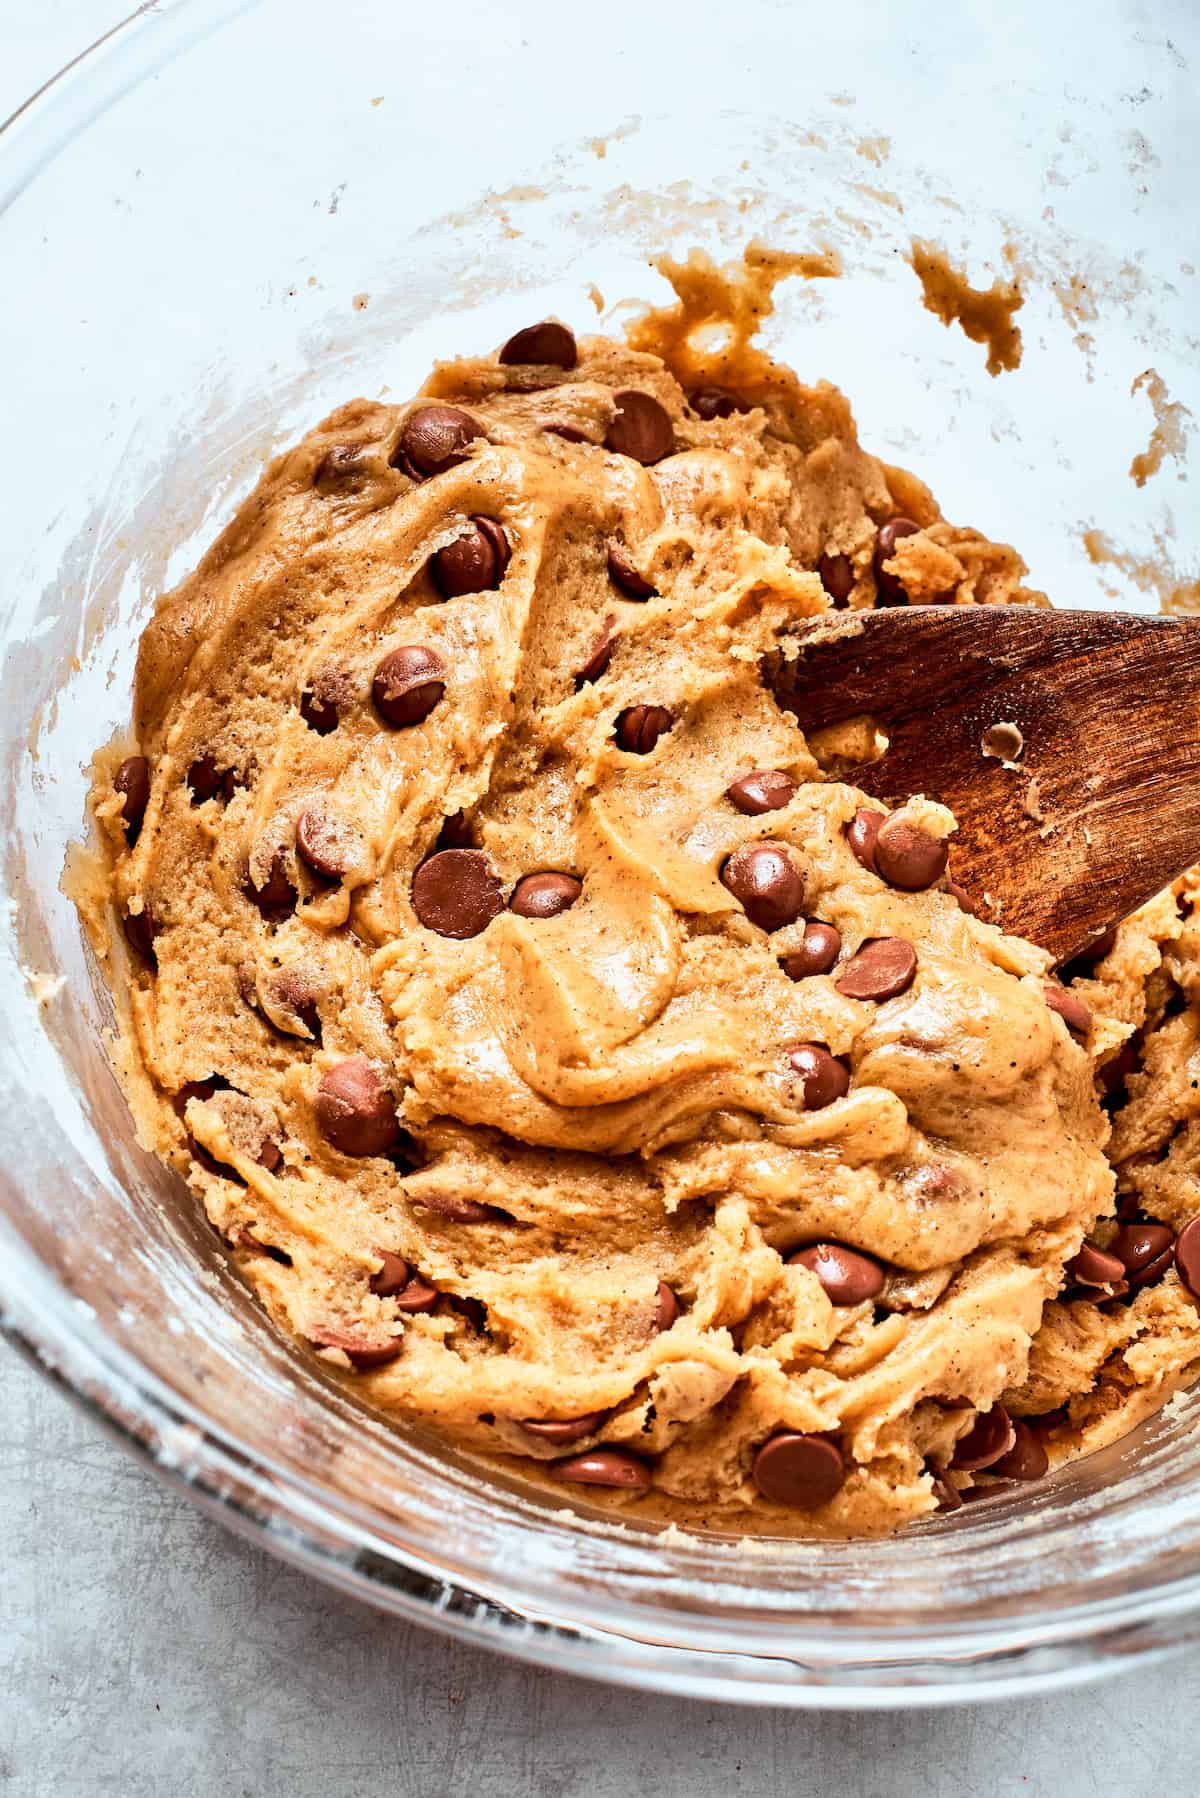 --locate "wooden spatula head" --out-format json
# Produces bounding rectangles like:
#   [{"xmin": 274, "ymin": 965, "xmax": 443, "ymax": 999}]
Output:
[{"xmin": 766, "ymin": 607, "xmax": 1200, "ymax": 963}]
